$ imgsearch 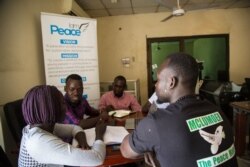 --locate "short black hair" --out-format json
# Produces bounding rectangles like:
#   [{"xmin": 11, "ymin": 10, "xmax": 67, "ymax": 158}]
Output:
[
  {"xmin": 114, "ymin": 75, "xmax": 127, "ymax": 88},
  {"xmin": 65, "ymin": 74, "xmax": 82, "ymax": 83},
  {"xmin": 166, "ymin": 53, "xmax": 198, "ymax": 89}
]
